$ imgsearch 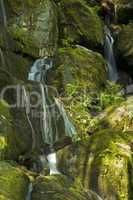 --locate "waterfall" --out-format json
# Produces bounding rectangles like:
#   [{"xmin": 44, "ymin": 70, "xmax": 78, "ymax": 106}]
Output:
[
  {"xmin": 47, "ymin": 152, "xmax": 60, "ymax": 175},
  {"xmin": 27, "ymin": 57, "xmax": 76, "ymax": 175},
  {"xmin": 28, "ymin": 58, "xmax": 53, "ymax": 82},
  {"xmin": 0, "ymin": 0, "xmax": 7, "ymax": 27},
  {"xmin": 22, "ymin": 86, "xmax": 36, "ymax": 150},
  {"xmin": 25, "ymin": 183, "xmax": 33, "ymax": 200},
  {"xmin": 104, "ymin": 26, "xmax": 118, "ymax": 82},
  {"xmin": 39, "ymin": 83, "xmax": 53, "ymax": 145},
  {"xmin": 55, "ymin": 98, "xmax": 76, "ymax": 137}
]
